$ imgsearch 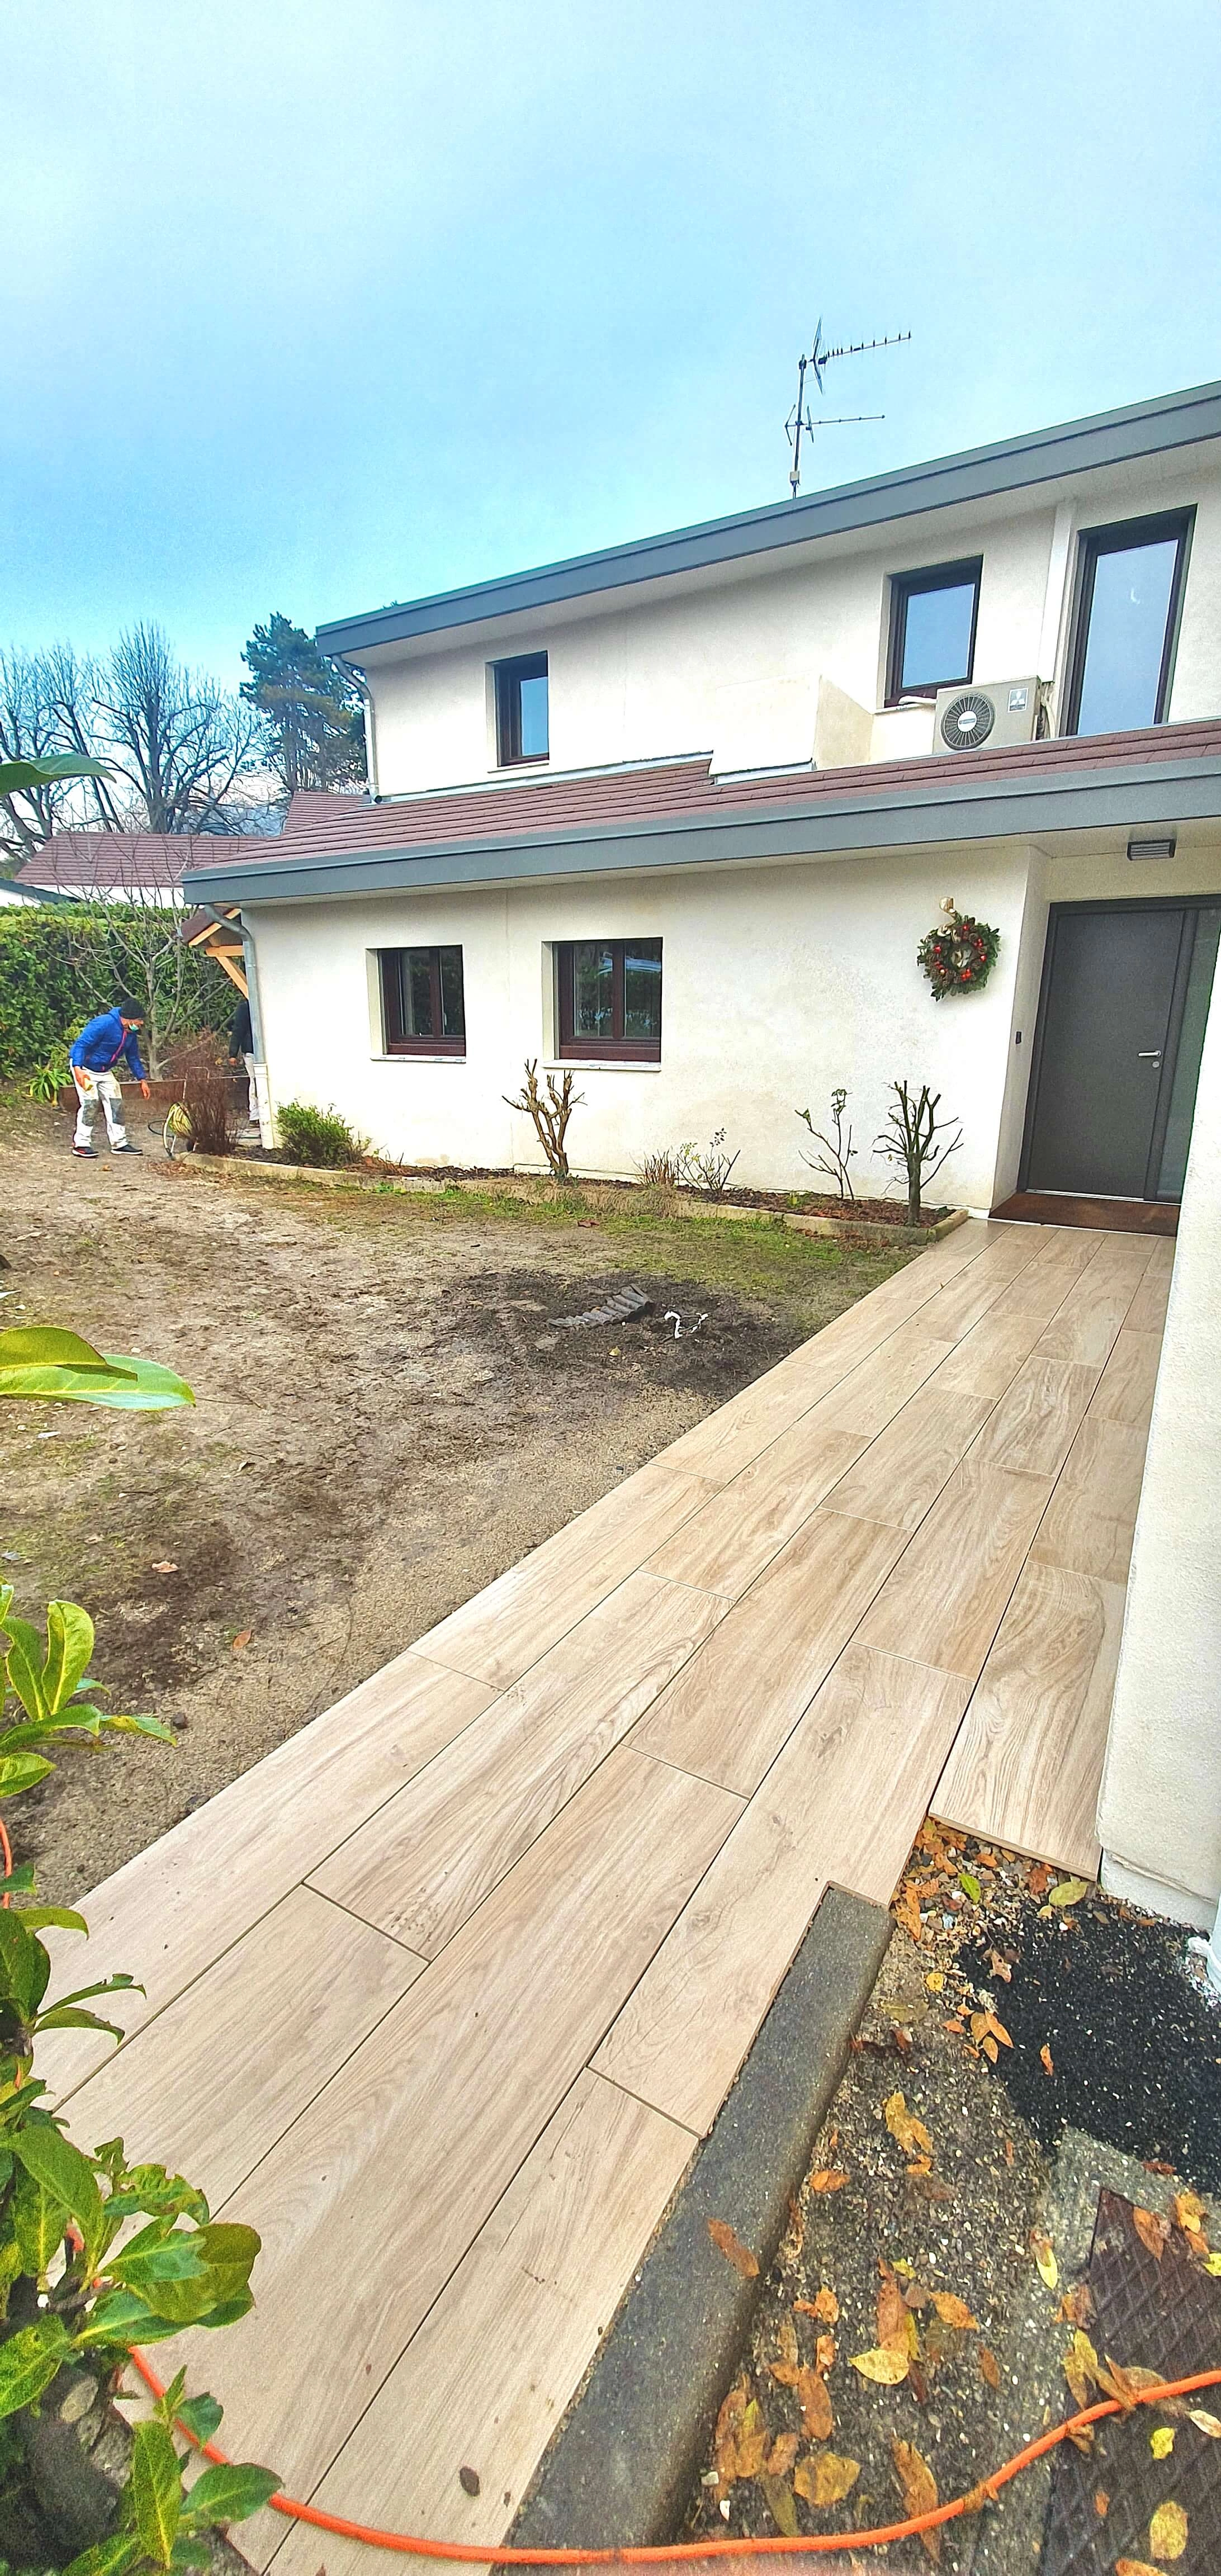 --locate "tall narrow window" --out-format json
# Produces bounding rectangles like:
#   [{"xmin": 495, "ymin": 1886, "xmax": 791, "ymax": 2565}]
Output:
[
  {"xmin": 886, "ymin": 559, "xmax": 982, "ymax": 702},
  {"xmin": 494, "ymin": 652, "xmax": 549, "ymax": 764},
  {"xmin": 557, "ymin": 939, "xmax": 661, "ymax": 1060},
  {"xmin": 1064, "ymin": 512, "xmax": 1192, "ymax": 736},
  {"xmin": 379, "ymin": 946, "xmax": 466, "ymax": 1054}
]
